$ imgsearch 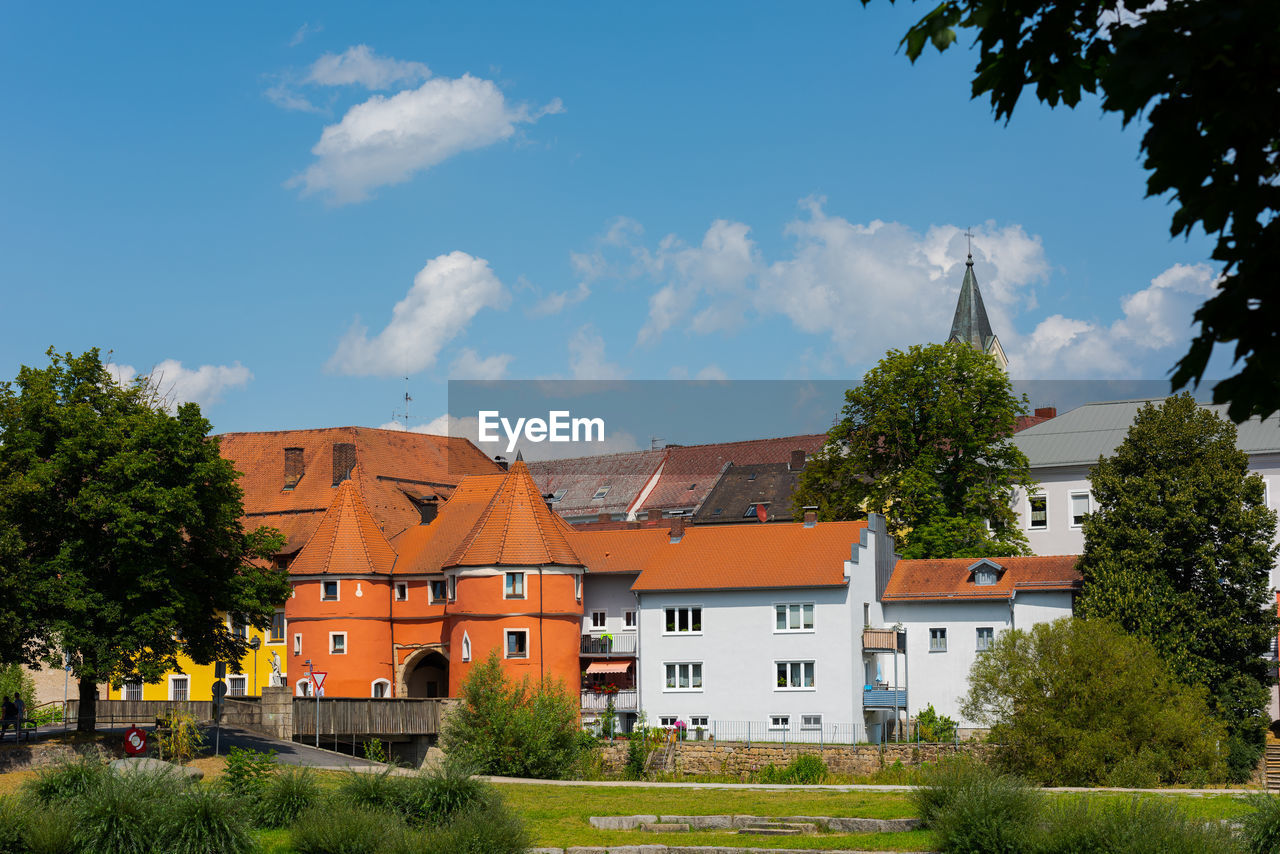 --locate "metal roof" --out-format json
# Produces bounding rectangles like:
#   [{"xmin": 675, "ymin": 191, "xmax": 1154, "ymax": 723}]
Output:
[{"xmin": 1012, "ymin": 398, "xmax": 1280, "ymax": 467}]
